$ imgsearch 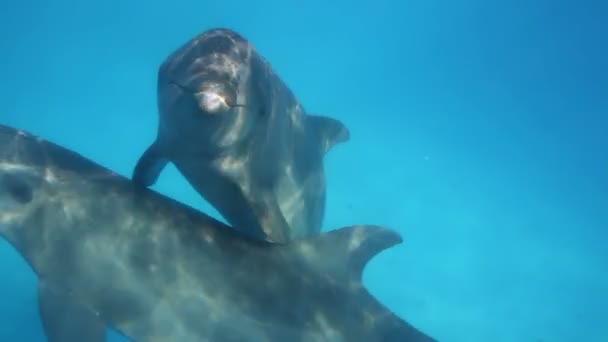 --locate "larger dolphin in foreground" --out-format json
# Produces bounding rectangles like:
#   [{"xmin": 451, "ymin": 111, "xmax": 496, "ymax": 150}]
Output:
[
  {"xmin": 133, "ymin": 28, "xmax": 350, "ymax": 242},
  {"xmin": 0, "ymin": 124, "xmax": 437, "ymax": 342}
]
